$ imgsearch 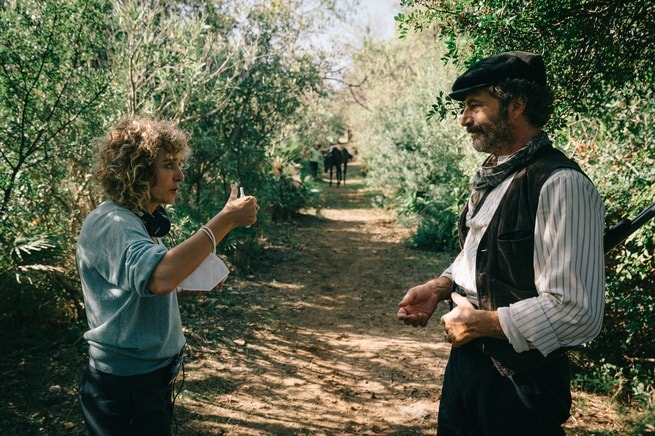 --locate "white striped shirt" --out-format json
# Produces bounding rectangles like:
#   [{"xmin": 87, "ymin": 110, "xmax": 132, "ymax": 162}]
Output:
[{"xmin": 444, "ymin": 168, "xmax": 605, "ymax": 356}]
